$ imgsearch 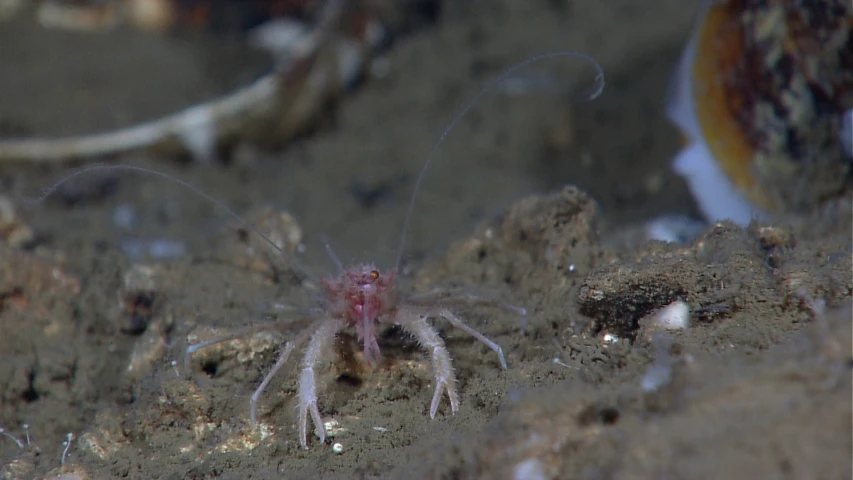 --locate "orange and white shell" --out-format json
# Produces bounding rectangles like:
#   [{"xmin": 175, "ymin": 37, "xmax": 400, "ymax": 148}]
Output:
[{"xmin": 666, "ymin": 0, "xmax": 853, "ymax": 225}]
